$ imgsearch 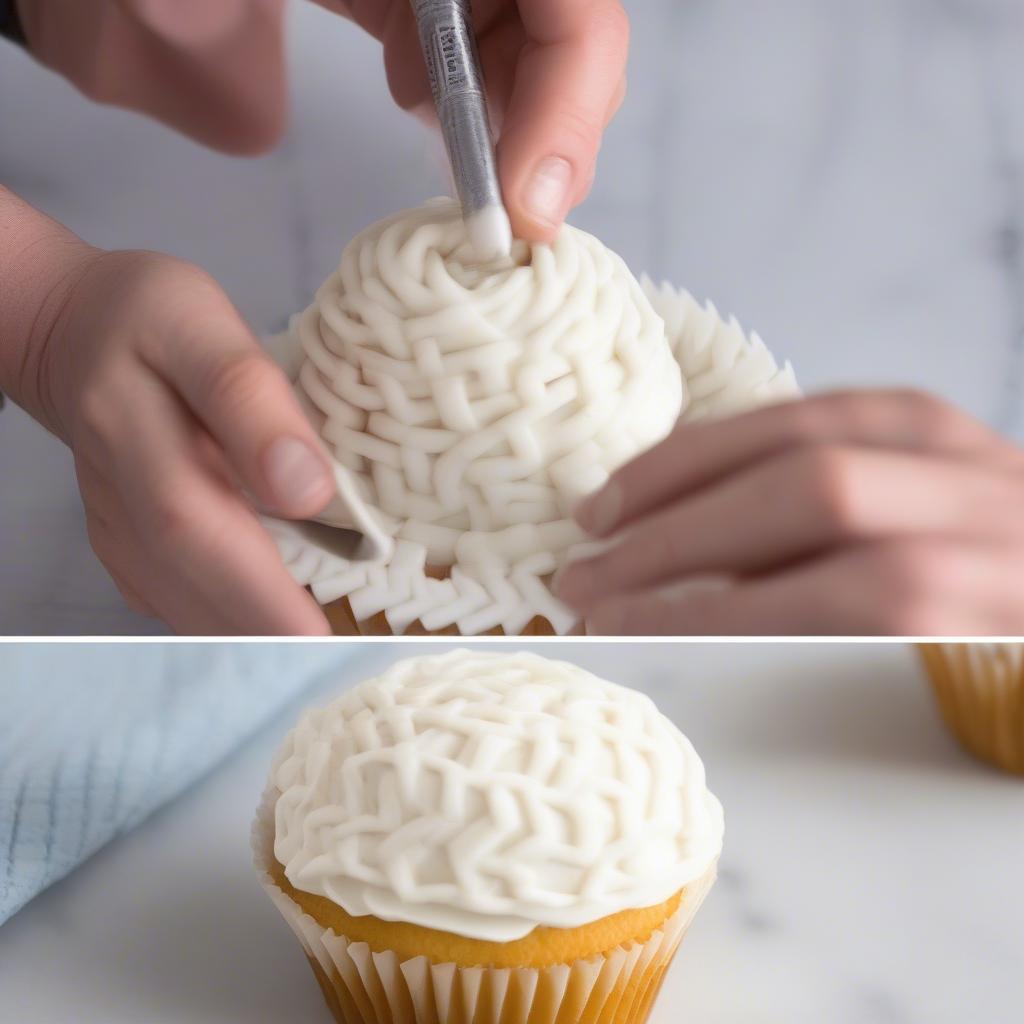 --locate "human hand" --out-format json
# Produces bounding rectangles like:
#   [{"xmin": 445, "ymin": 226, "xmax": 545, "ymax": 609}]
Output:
[
  {"xmin": 16, "ymin": 0, "xmax": 289, "ymax": 154},
  {"xmin": 36, "ymin": 249, "xmax": 334, "ymax": 634},
  {"xmin": 18, "ymin": 1, "xmax": 628, "ymax": 237},
  {"xmin": 557, "ymin": 391, "xmax": 1024, "ymax": 635},
  {"xmin": 324, "ymin": 0, "xmax": 629, "ymax": 241}
]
